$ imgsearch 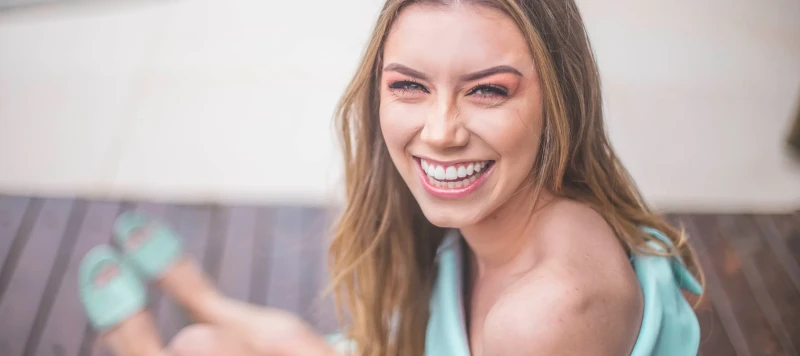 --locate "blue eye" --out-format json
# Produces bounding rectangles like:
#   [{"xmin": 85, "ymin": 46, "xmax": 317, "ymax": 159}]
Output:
[
  {"xmin": 389, "ymin": 80, "xmax": 429, "ymax": 93},
  {"xmin": 467, "ymin": 85, "xmax": 508, "ymax": 97}
]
